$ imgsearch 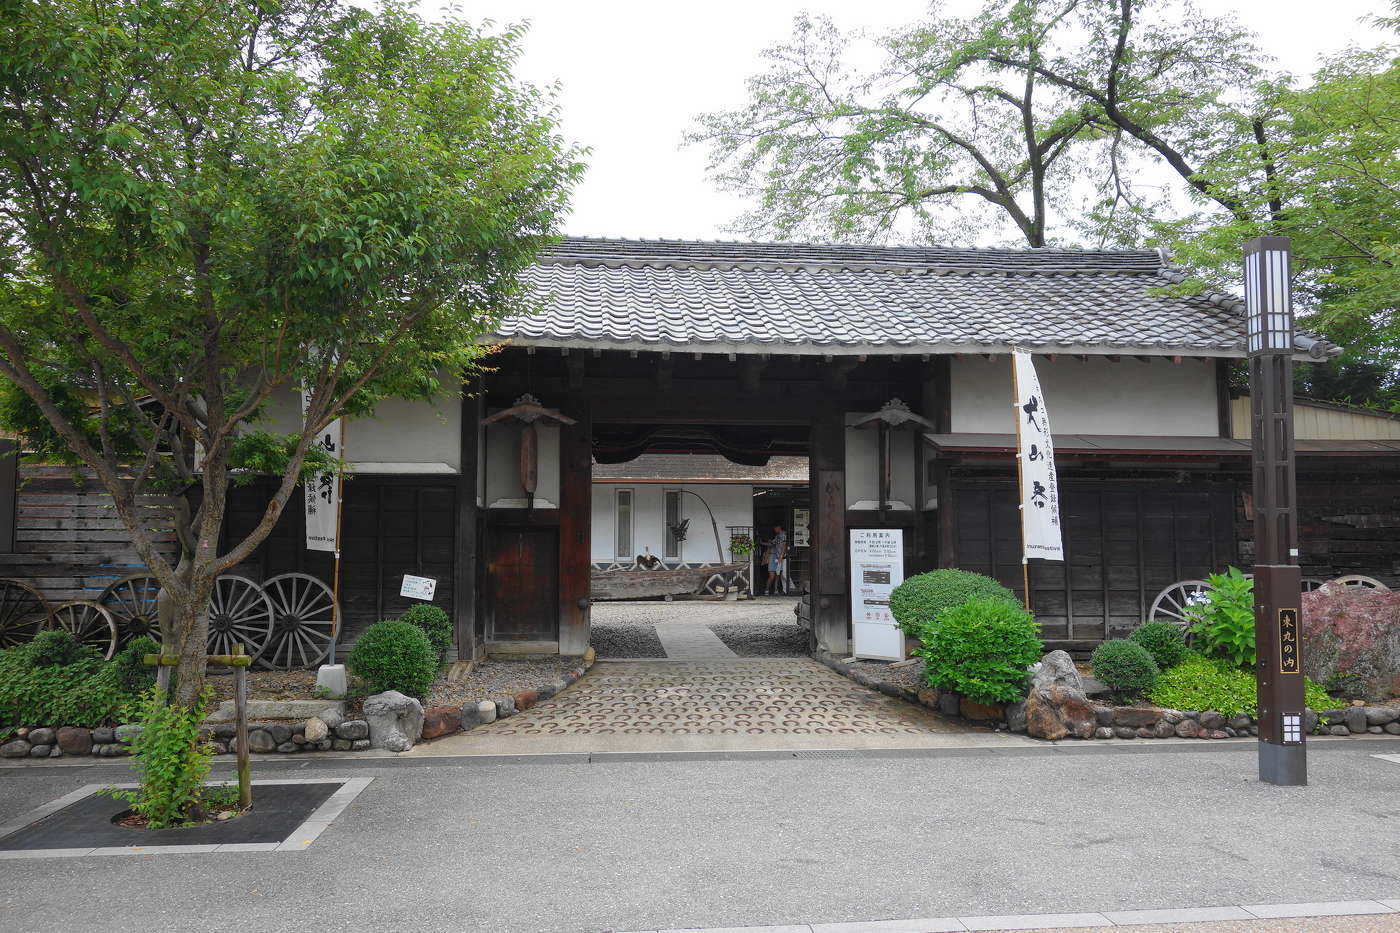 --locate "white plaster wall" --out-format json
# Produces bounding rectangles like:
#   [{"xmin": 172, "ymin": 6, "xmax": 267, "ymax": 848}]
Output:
[
  {"xmin": 259, "ymin": 389, "xmax": 461, "ymax": 471},
  {"xmin": 590, "ymin": 483, "xmax": 754, "ymax": 563},
  {"xmin": 844, "ymin": 425, "xmax": 916, "ymax": 510},
  {"xmin": 483, "ymin": 420, "xmax": 560, "ymax": 508},
  {"xmin": 950, "ymin": 356, "xmax": 1219, "ymax": 435}
]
